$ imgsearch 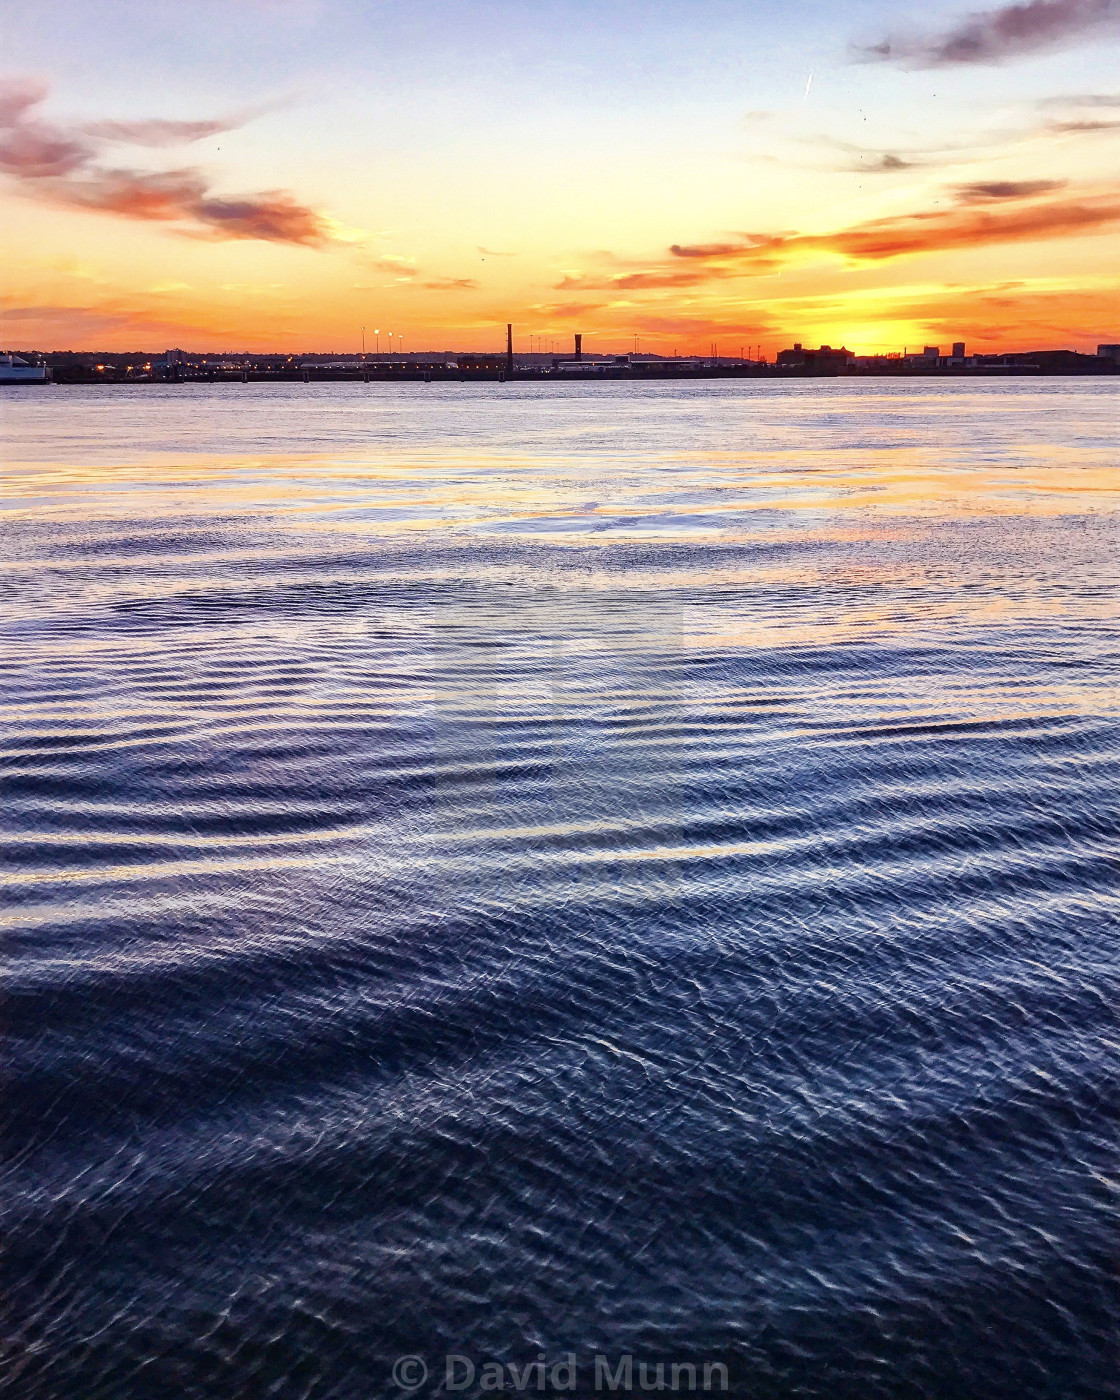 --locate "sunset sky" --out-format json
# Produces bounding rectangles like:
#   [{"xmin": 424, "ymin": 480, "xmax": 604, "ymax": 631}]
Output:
[{"xmin": 2, "ymin": 0, "xmax": 1118, "ymax": 354}]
